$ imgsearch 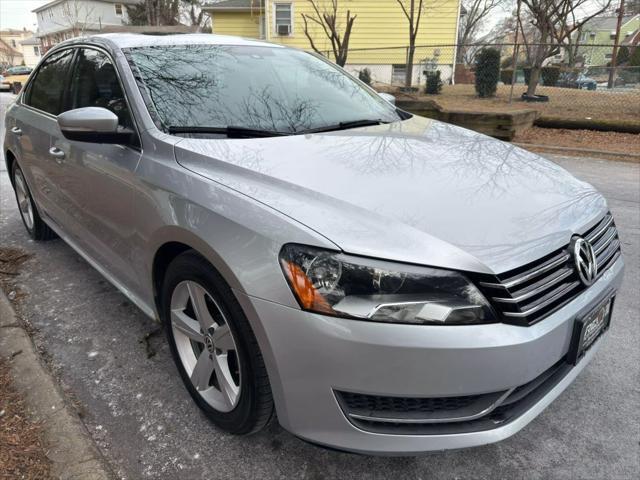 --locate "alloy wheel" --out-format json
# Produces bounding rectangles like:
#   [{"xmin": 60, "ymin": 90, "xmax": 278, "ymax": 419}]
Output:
[
  {"xmin": 170, "ymin": 280, "xmax": 241, "ymax": 412},
  {"xmin": 14, "ymin": 169, "xmax": 34, "ymax": 231}
]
